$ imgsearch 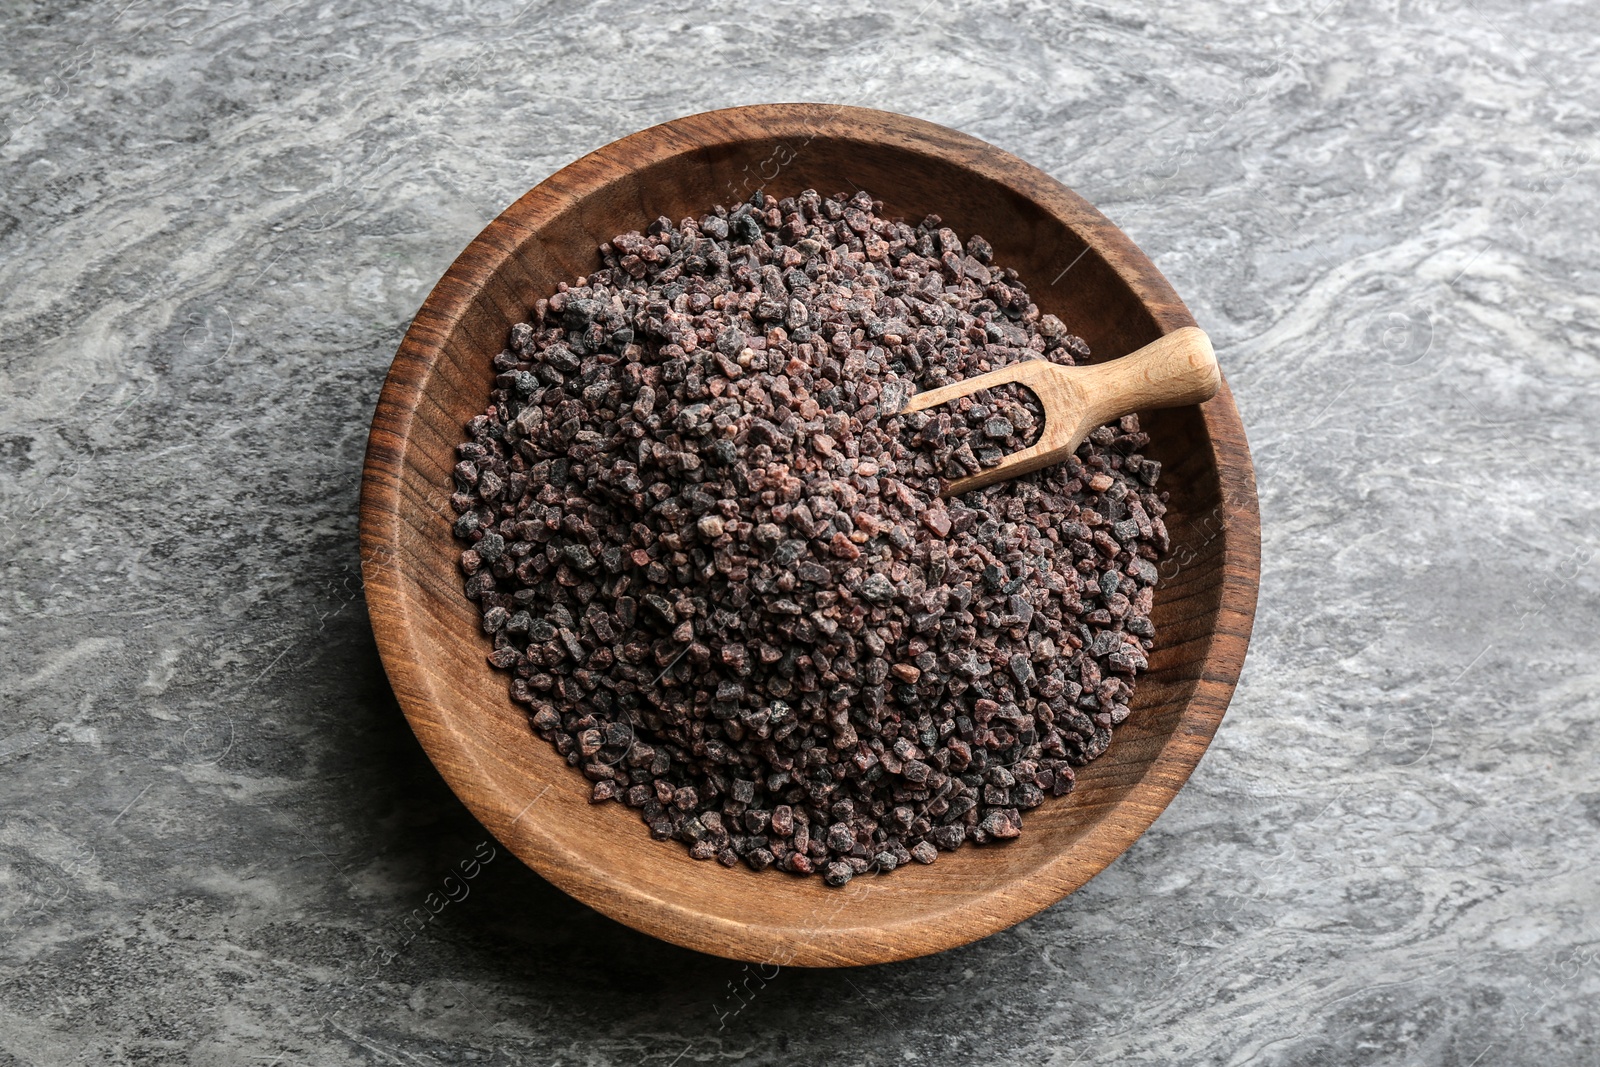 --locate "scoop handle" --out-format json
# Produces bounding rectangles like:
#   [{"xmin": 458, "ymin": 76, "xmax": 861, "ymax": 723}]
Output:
[{"xmin": 1074, "ymin": 326, "xmax": 1219, "ymax": 429}]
